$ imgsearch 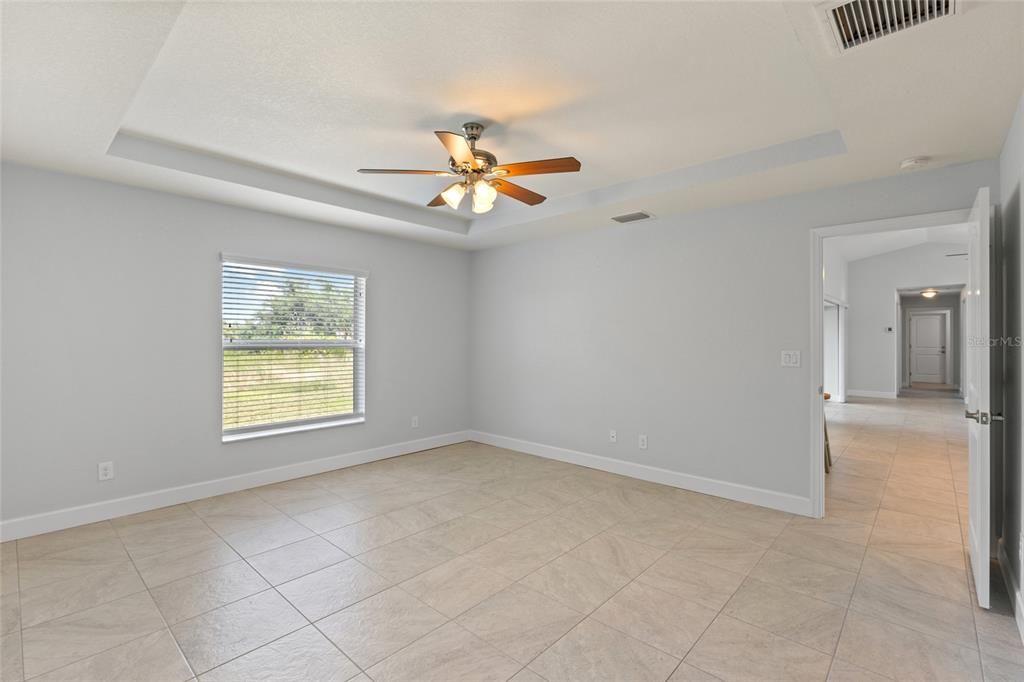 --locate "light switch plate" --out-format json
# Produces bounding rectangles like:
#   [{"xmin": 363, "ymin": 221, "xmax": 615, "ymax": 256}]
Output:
[{"xmin": 781, "ymin": 351, "xmax": 802, "ymax": 368}]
